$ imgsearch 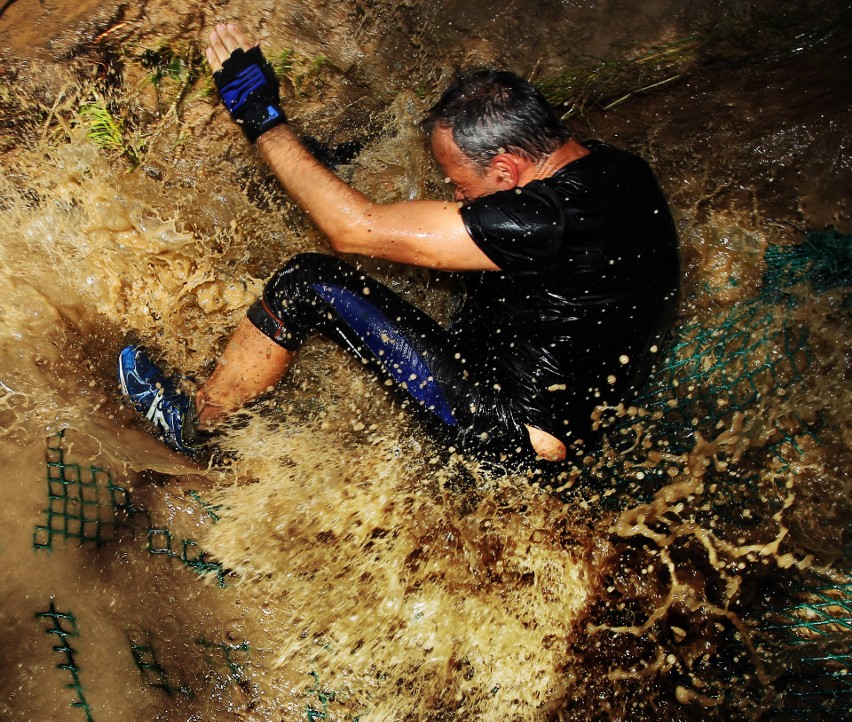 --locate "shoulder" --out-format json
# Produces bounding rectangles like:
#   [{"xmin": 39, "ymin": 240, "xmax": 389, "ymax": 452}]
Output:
[
  {"xmin": 551, "ymin": 140, "xmax": 651, "ymax": 182},
  {"xmin": 459, "ymin": 185, "xmax": 566, "ymax": 272},
  {"xmin": 544, "ymin": 141, "xmax": 666, "ymax": 209}
]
